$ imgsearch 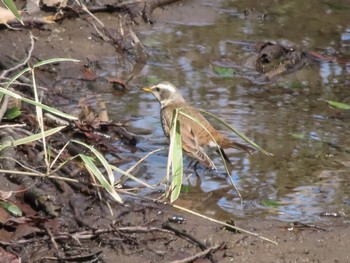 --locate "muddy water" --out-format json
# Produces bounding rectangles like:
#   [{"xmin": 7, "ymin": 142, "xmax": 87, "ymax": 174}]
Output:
[{"xmin": 101, "ymin": 1, "xmax": 350, "ymax": 222}]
